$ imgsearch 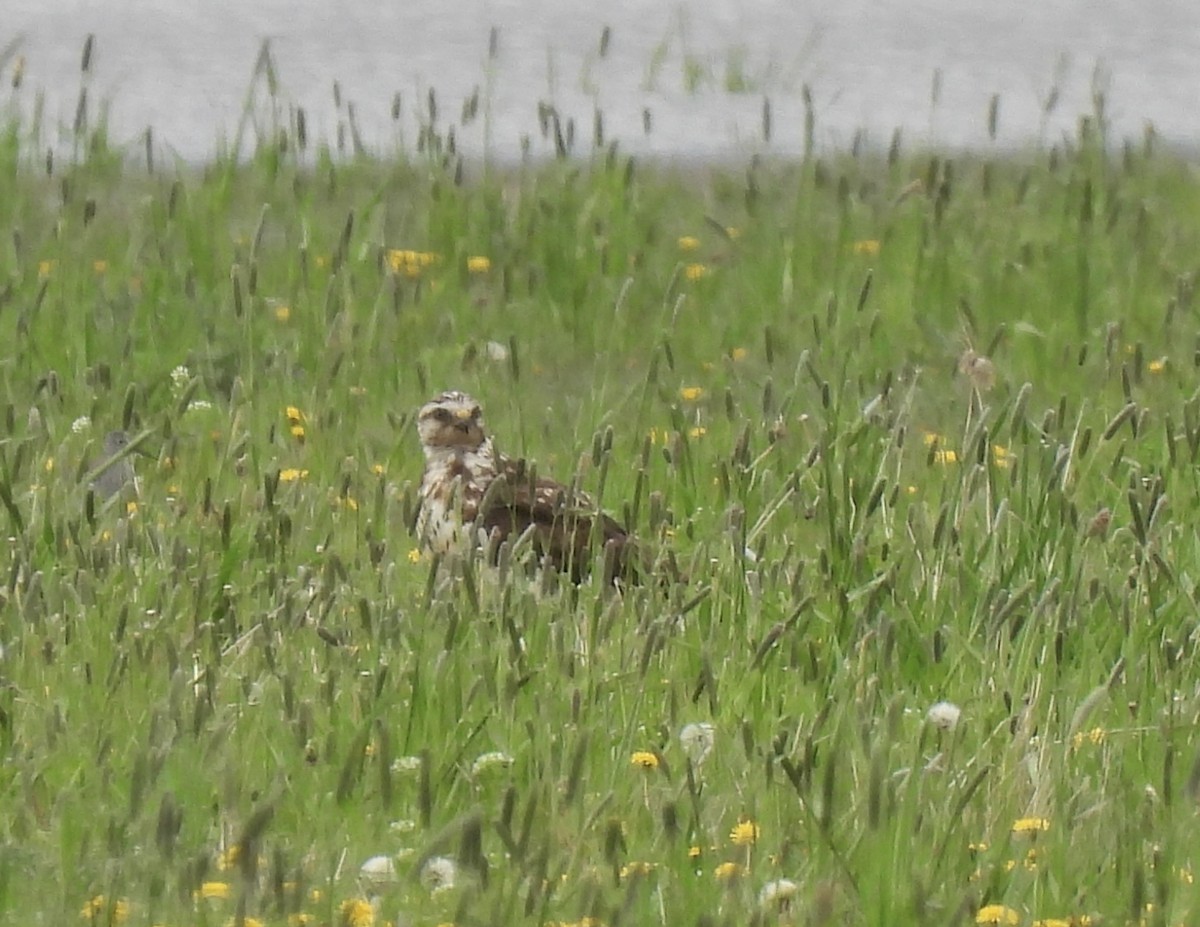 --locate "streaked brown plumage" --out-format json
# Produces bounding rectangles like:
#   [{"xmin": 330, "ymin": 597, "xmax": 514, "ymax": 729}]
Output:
[{"xmin": 415, "ymin": 390, "xmax": 637, "ymax": 584}]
